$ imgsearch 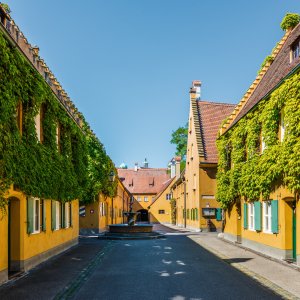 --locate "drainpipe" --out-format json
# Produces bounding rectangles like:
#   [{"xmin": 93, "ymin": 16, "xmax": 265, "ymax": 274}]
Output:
[
  {"xmin": 111, "ymin": 197, "xmax": 114, "ymax": 224},
  {"xmin": 183, "ymin": 176, "xmax": 187, "ymax": 228},
  {"xmin": 122, "ymin": 190, "xmax": 125, "ymax": 224}
]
